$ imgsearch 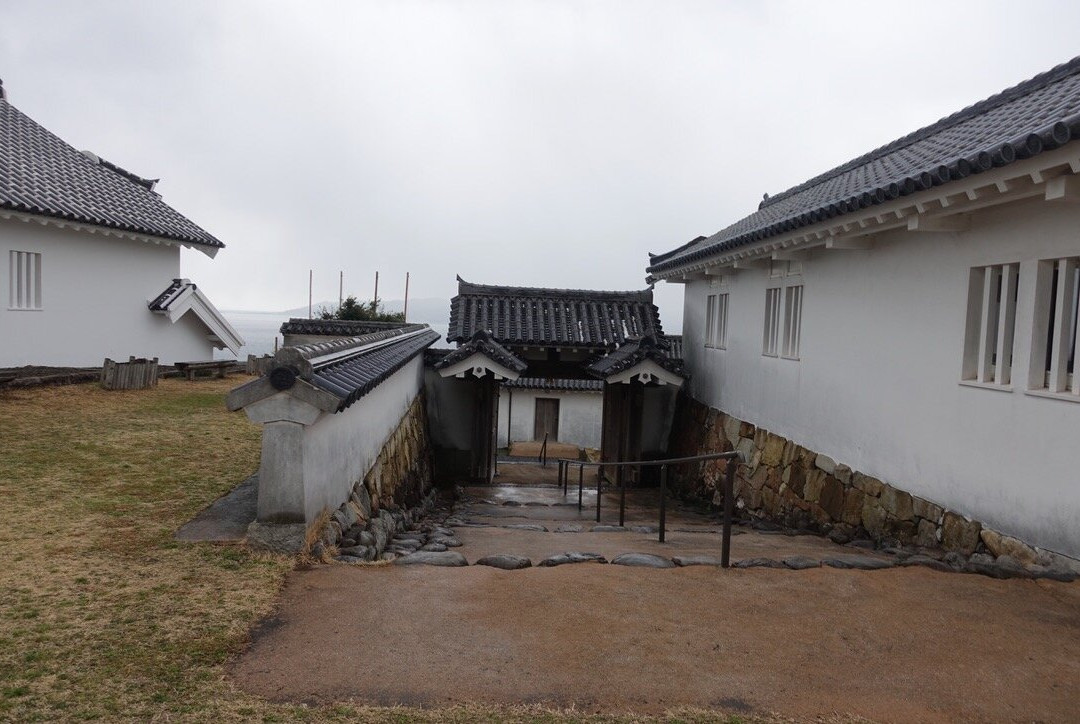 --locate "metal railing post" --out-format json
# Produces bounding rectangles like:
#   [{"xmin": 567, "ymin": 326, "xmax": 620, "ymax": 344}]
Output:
[
  {"xmin": 577, "ymin": 463, "xmax": 584, "ymax": 511},
  {"xmin": 596, "ymin": 465, "xmax": 602, "ymax": 522},
  {"xmin": 721, "ymin": 455, "xmax": 736, "ymax": 568},
  {"xmin": 659, "ymin": 464, "xmax": 667, "ymax": 543},
  {"xmin": 618, "ymin": 464, "xmax": 626, "ymax": 527}
]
